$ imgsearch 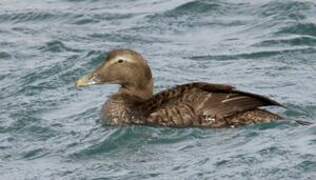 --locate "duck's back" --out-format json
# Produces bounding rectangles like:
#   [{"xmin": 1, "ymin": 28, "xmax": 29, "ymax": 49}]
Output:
[{"xmin": 141, "ymin": 82, "xmax": 281, "ymax": 128}]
